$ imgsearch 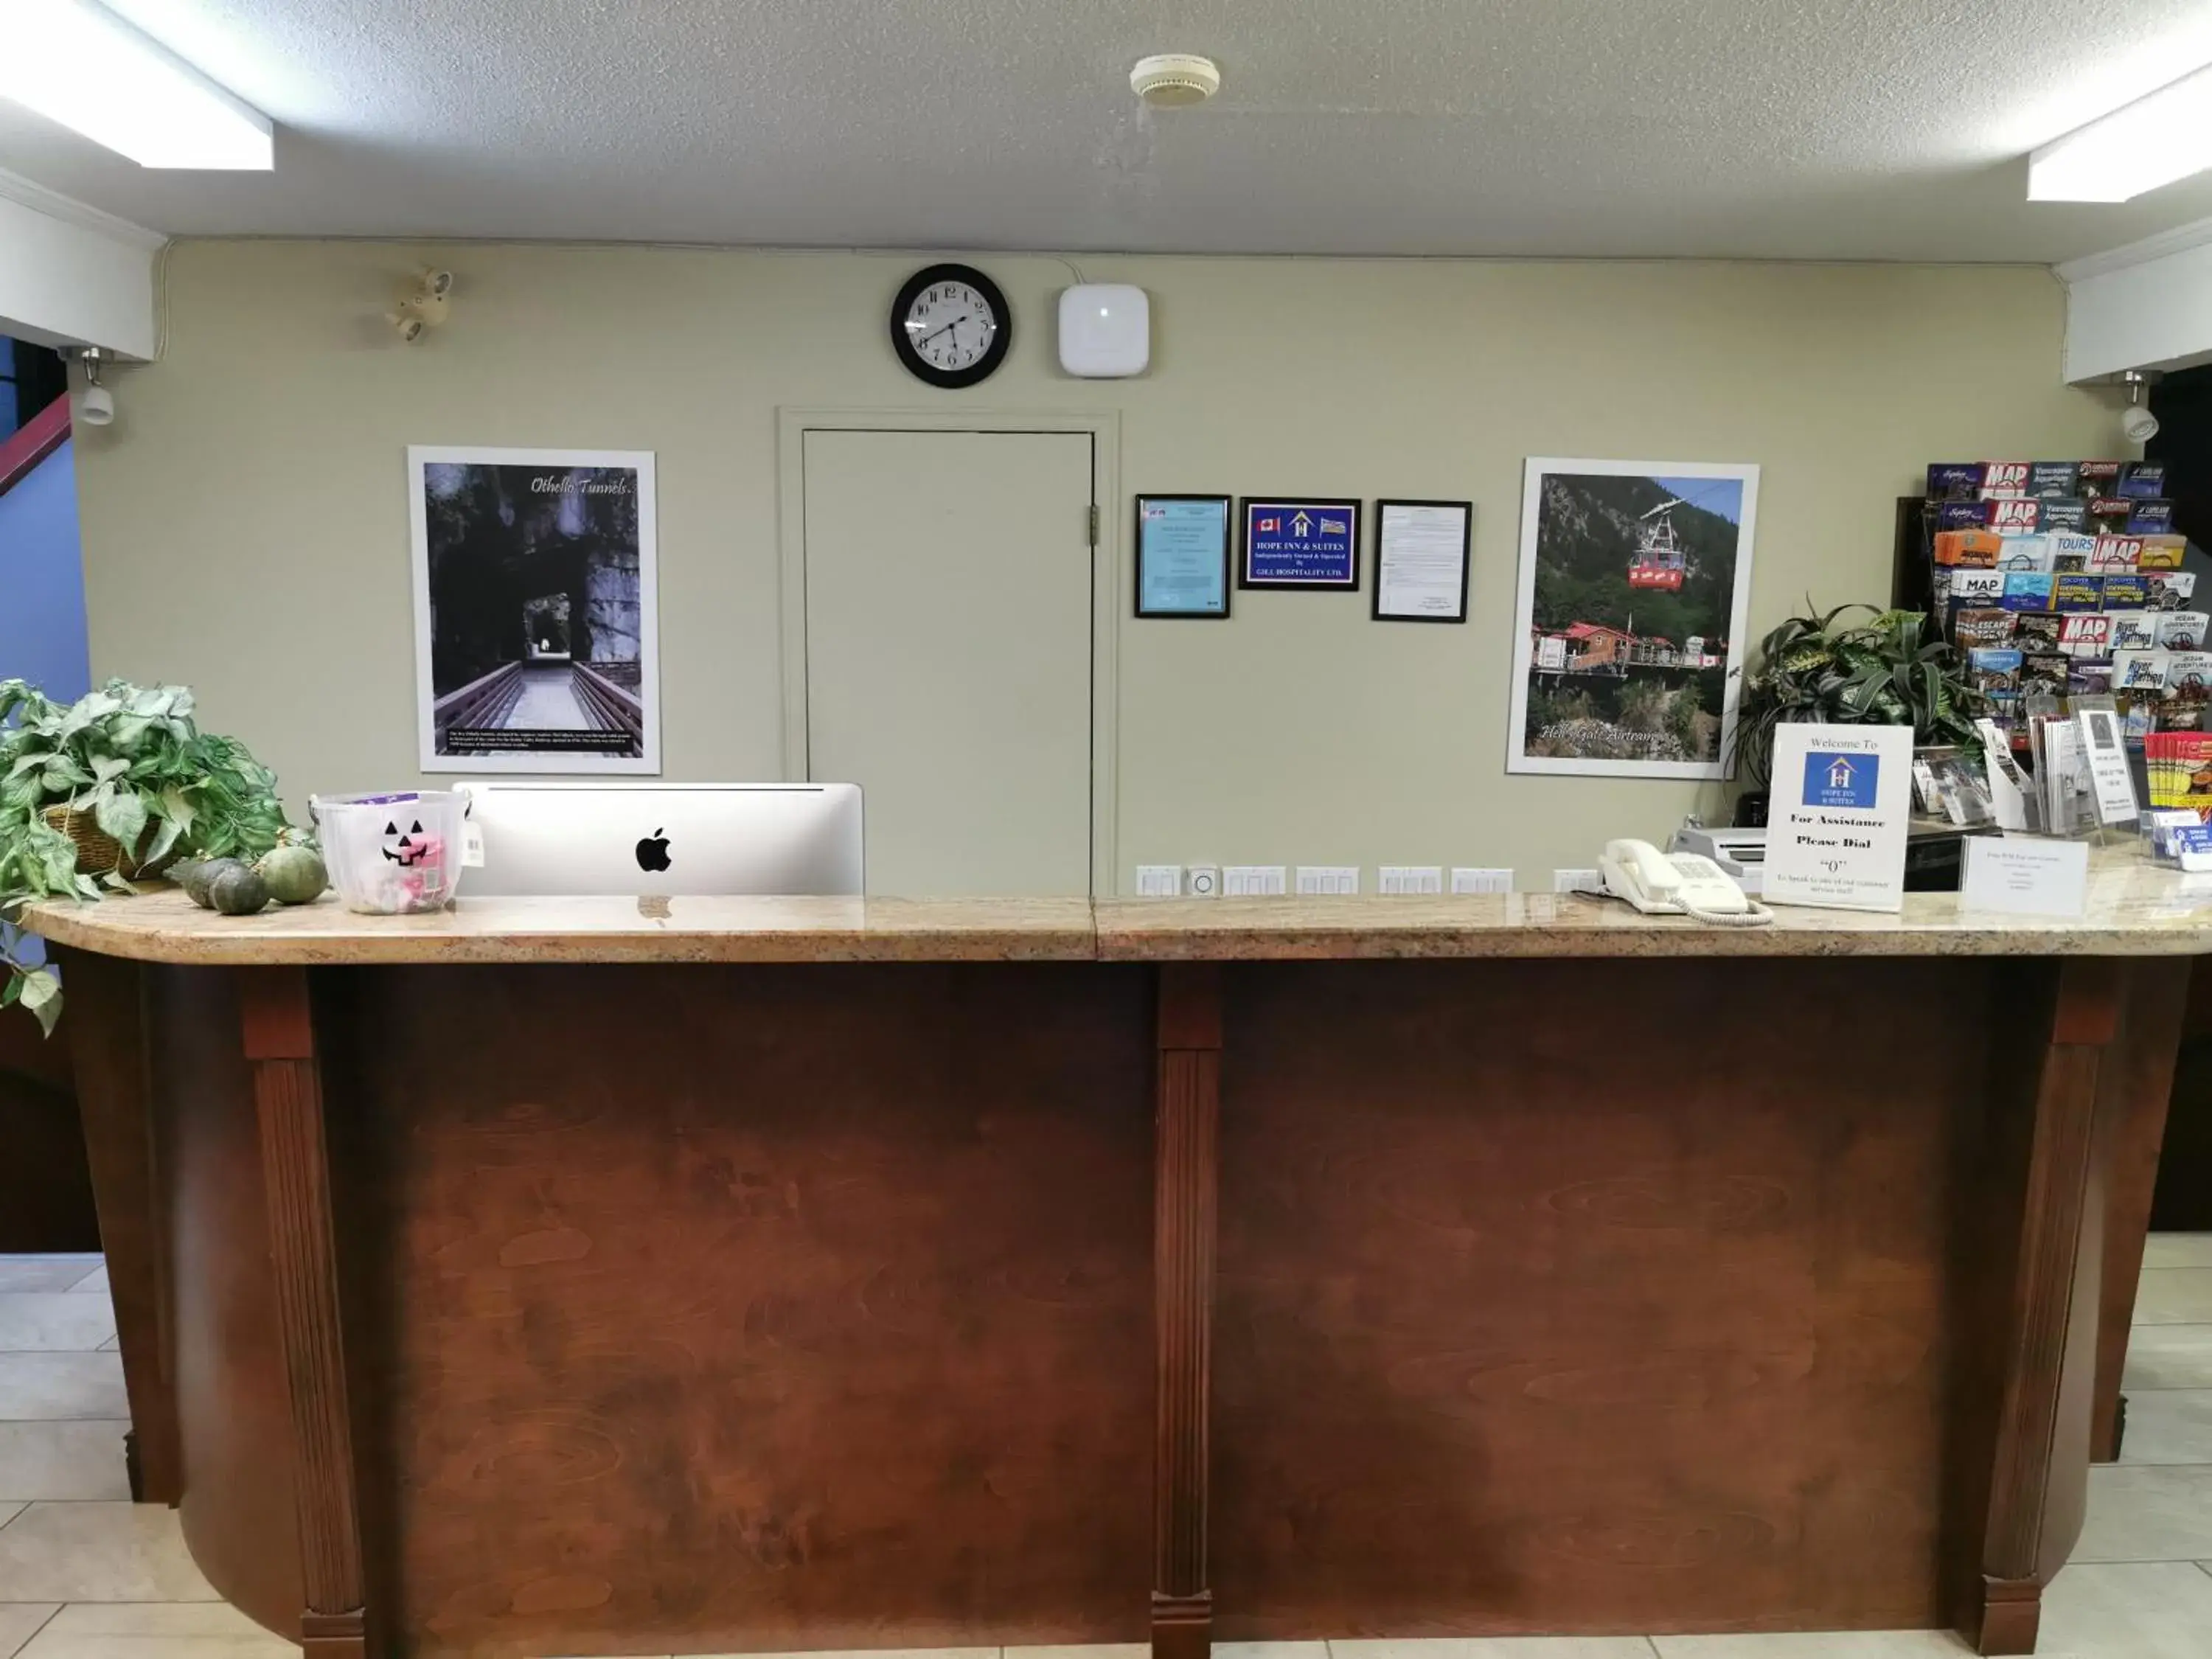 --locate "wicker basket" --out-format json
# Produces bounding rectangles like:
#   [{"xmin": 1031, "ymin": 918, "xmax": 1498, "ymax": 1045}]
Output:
[{"xmin": 41, "ymin": 804, "xmax": 180, "ymax": 880}]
